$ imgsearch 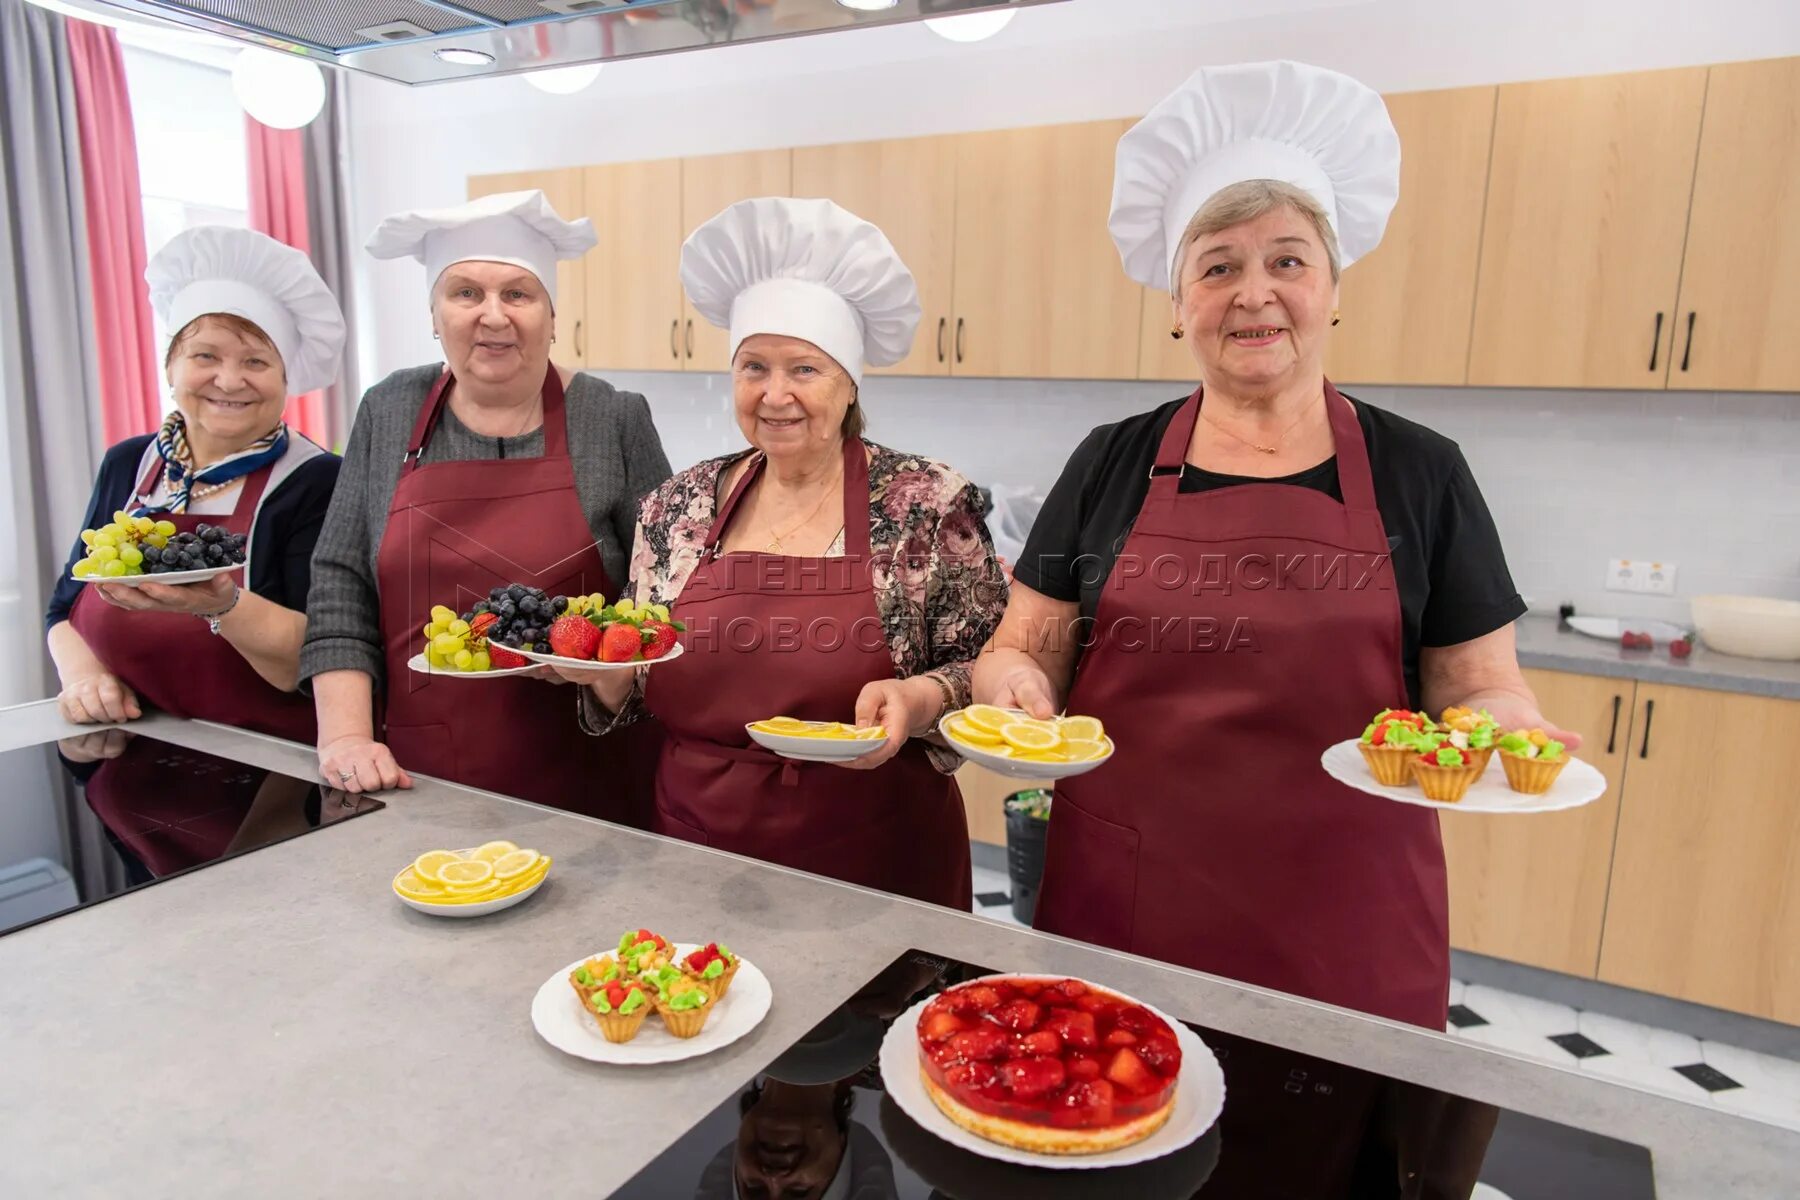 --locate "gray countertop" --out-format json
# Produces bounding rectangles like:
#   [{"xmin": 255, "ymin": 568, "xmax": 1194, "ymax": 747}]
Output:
[
  {"xmin": 0, "ymin": 701, "xmax": 1794, "ymax": 1199},
  {"xmin": 1515, "ymin": 614, "xmax": 1800, "ymax": 700}
]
